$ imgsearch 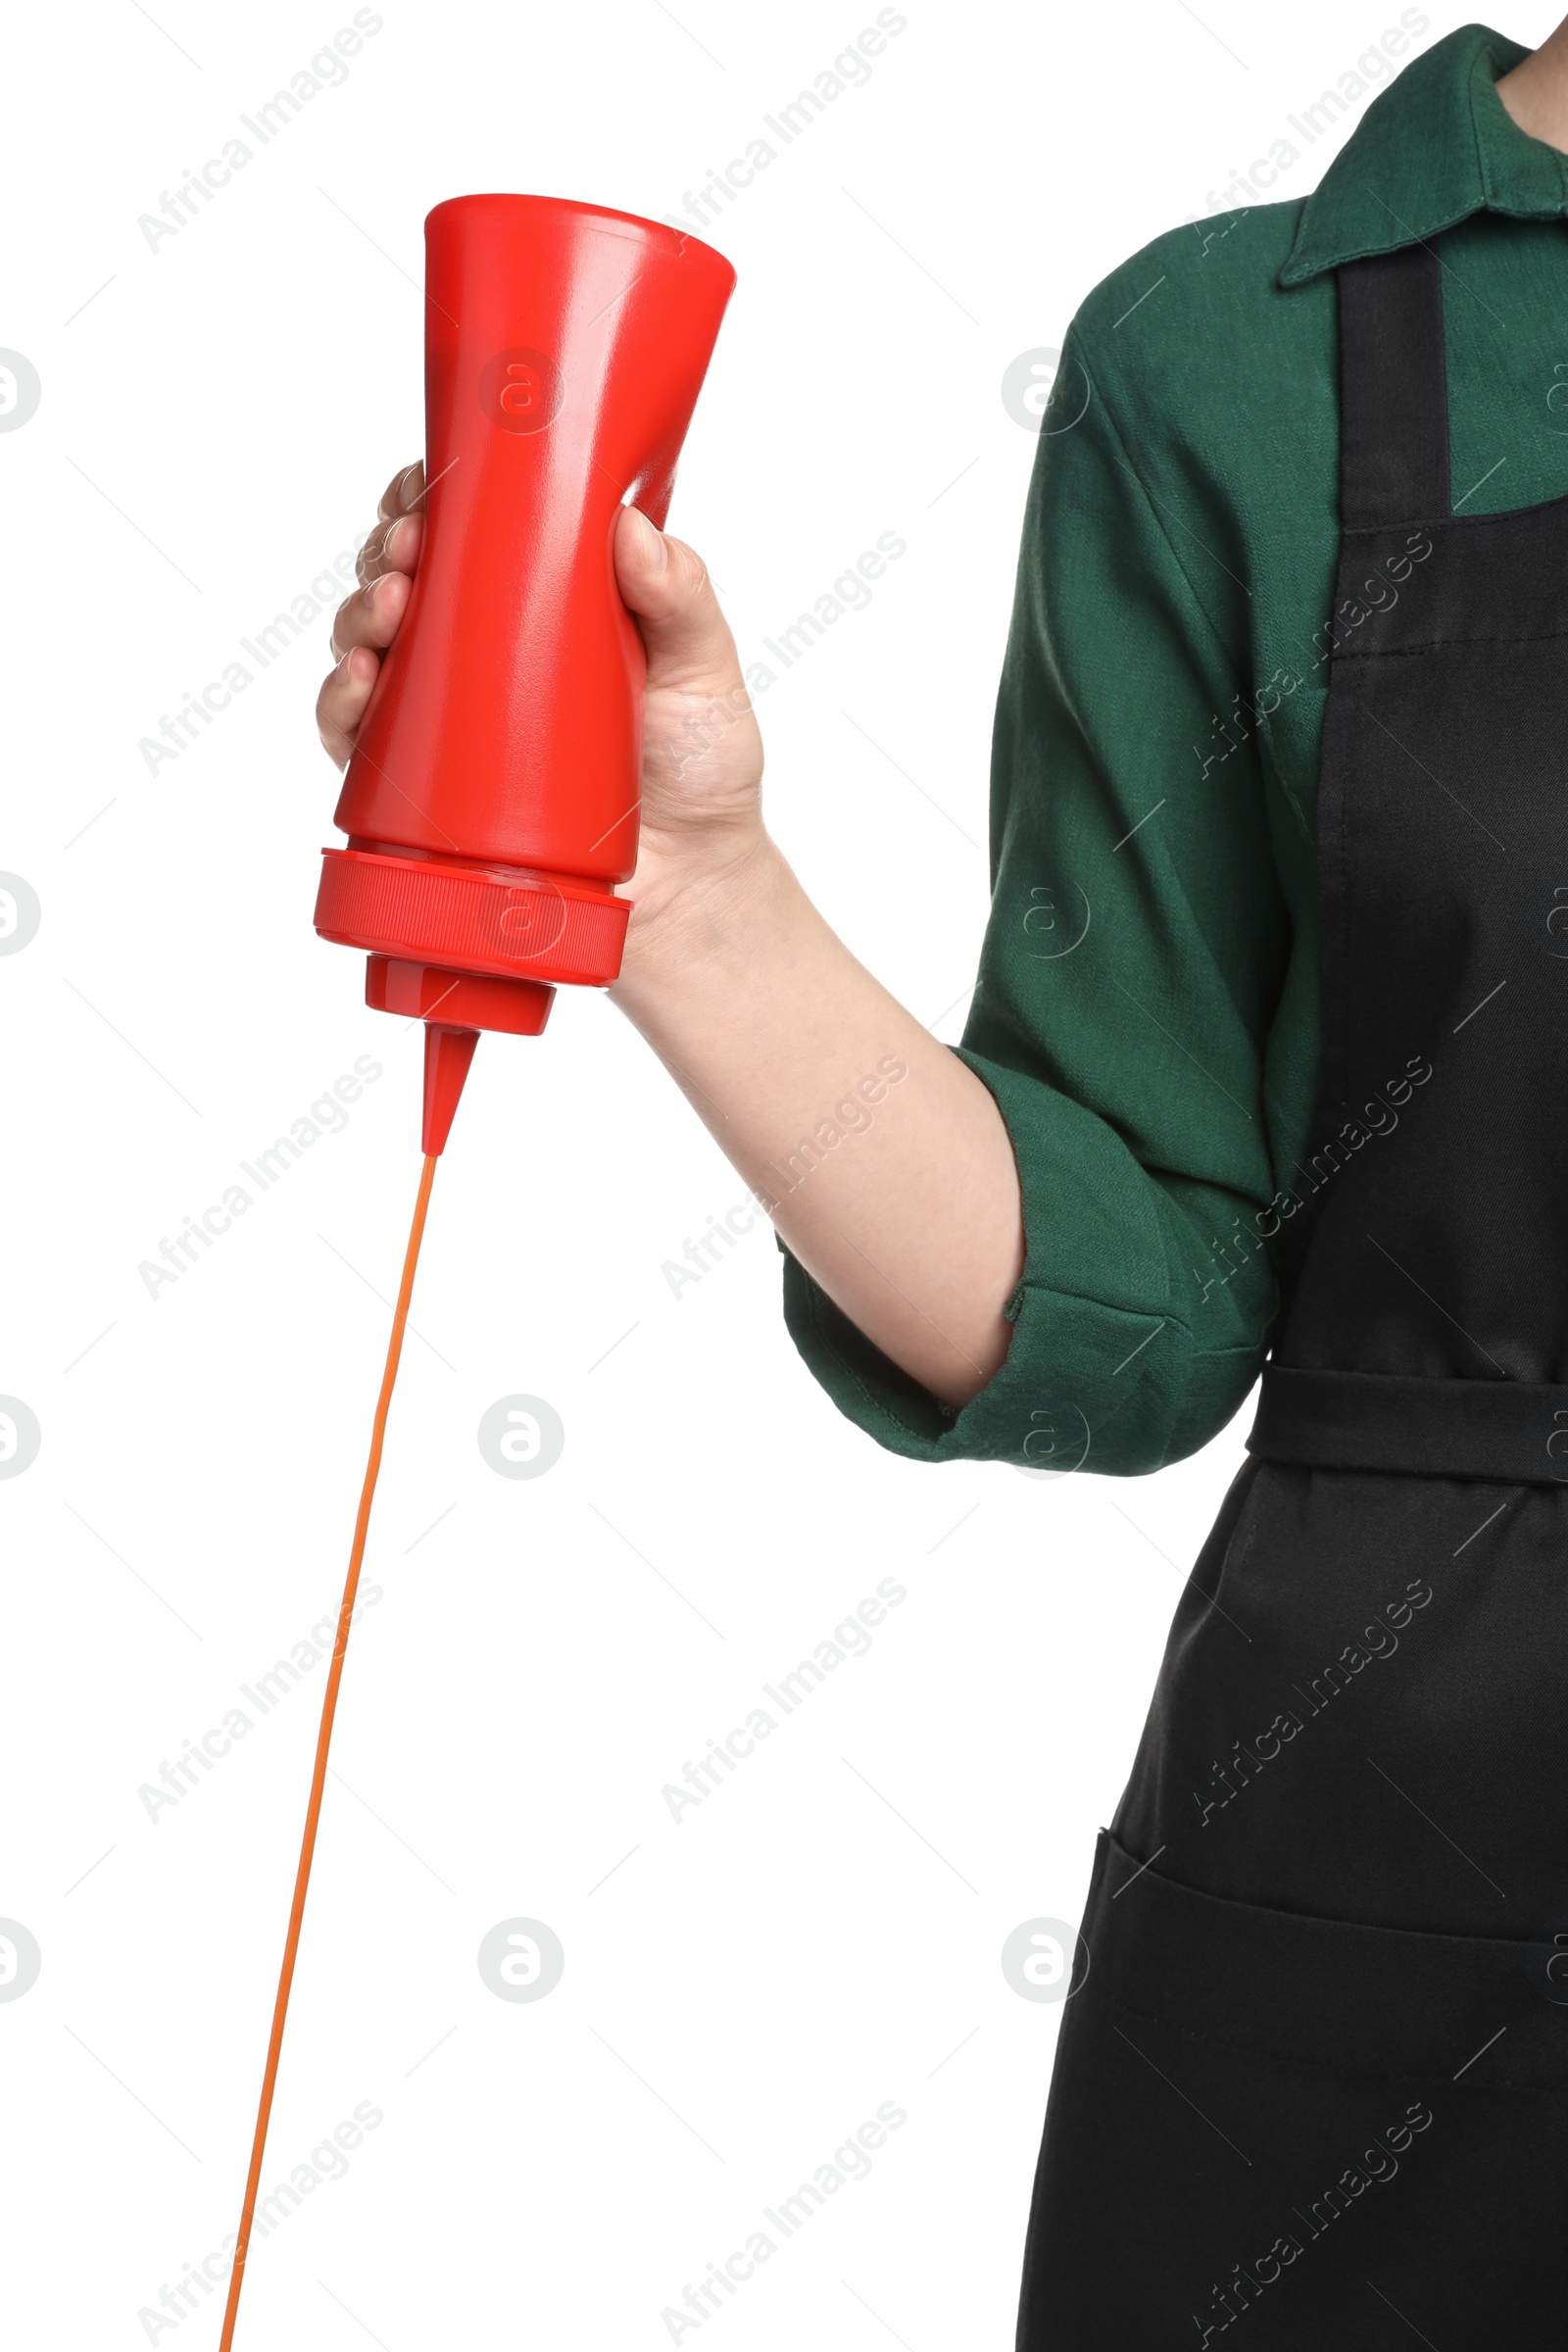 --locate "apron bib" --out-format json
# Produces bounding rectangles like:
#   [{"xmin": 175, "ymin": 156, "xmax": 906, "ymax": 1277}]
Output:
[{"xmin": 1017, "ymin": 238, "xmax": 1568, "ymax": 2348}]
